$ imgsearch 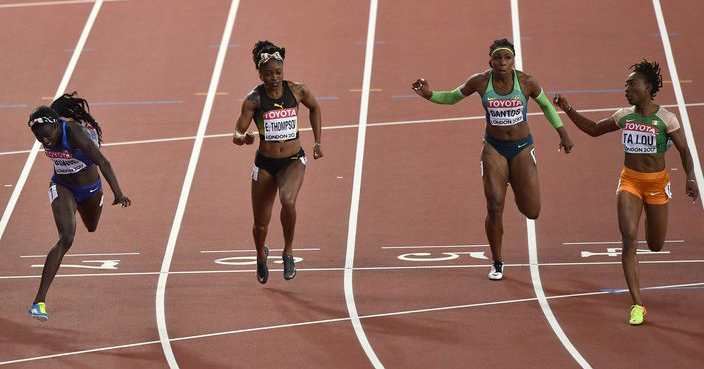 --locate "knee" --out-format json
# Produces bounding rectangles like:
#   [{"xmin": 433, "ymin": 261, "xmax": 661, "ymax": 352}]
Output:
[
  {"xmin": 57, "ymin": 235, "xmax": 74, "ymax": 250},
  {"xmin": 648, "ymin": 241, "xmax": 664, "ymax": 252},
  {"xmin": 621, "ymin": 235, "xmax": 637, "ymax": 252},
  {"xmin": 280, "ymin": 195, "xmax": 297, "ymax": 212},
  {"xmin": 486, "ymin": 201, "xmax": 504, "ymax": 220},
  {"xmin": 253, "ymin": 222, "xmax": 268, "ymax": 233},
  {"xmin": 523, "ymin": 207, "xmax": 540, "ymax": 220}
]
